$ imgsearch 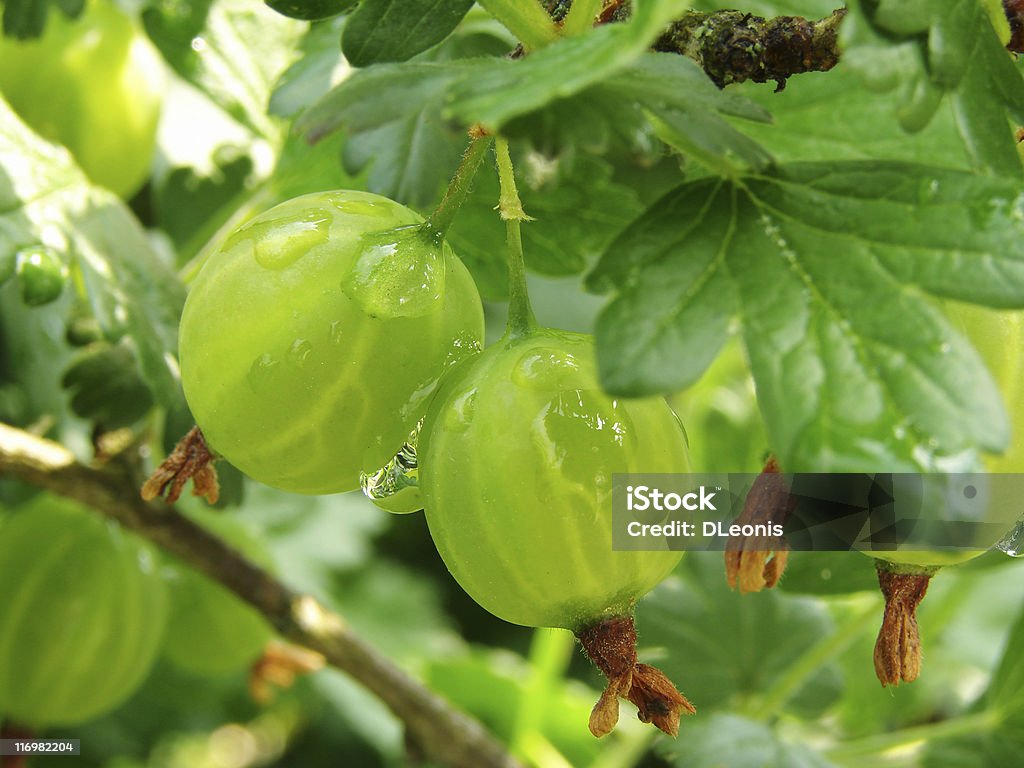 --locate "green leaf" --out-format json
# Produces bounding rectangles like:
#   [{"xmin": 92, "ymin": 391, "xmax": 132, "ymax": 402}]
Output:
[
  {"xmin": 444, "ymin": 0, "xmax": 690, "ymax": 131},
  {"xmin": 857, "ymin": 0, "xmax": 1024, "ymax": 176},
  {"xmin": 265, "ymin": 0, "xmax": 356, "ymax": 21},
  {"xmin": 60, "ymin": 341, "xmax": 155, "ymax": 429},
  {"xmin": 144, "ymin": 0, "xmax": 305, "ymax": 140},
  {"xmin": 425, "ymin": 648, "xmax": 603, "ymax": 768},
  {"xmin": 639, "ymin": 554, "xmax": 841, "ymax": 715},
  {"xmin": 269, "ymin": 15, "xmax": 347, "ymax": 119},
  {"xmin": 0, "ymin": 96, "xmax": 183, "ymax": 405},
  {"xmin": 2, "ymin": 0, "xmax": 83, "ymax": 40},
  {"xmin": 730, "ymin": 57, "xmax": 972, "ymax": 169},
  {"xmin": 775, "ymin": 552, "xmax": 880, "ymax": 595},
  {"xmin": 986, "ymin": 598, "xmax": 1024, "ymax": 718},
  {"xmin": 342, "ymin": 0, "xmax": 475, "ymax": 66},
  {"xmin": 591, "ymin": 161, "xmax": 1024, "ymax": 471},
  {"xmin": 669, "ymin": 337, "xmax": 770, "ymax": 473},
  {"xmin": 446, "ymin": 150, "xmax": 645, "ymax": 299},
  {"xmin": 296, "ymin": 60, "xmax": 471, "ymax": 206},
  {"xmin": 662, "ymin": 713, "xmax": 835, "ymax": 768},
  {"xmin": 496, "ymin": 52, "xmax": 773, "ymax": 180},
  {"xmin": 341, "ymin": 109, "xmax": 461, "ymax": 208},
  {"xmin": 238, "ymin": 484, "xmax": 387, "ymax": 595},
  {"xmin": 154, "ymin": 147, "xmax": 254, "ymax": 259},
  {"xmin": 589, "ymin": 177, "xmax": 739, "ymax": 393}
]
